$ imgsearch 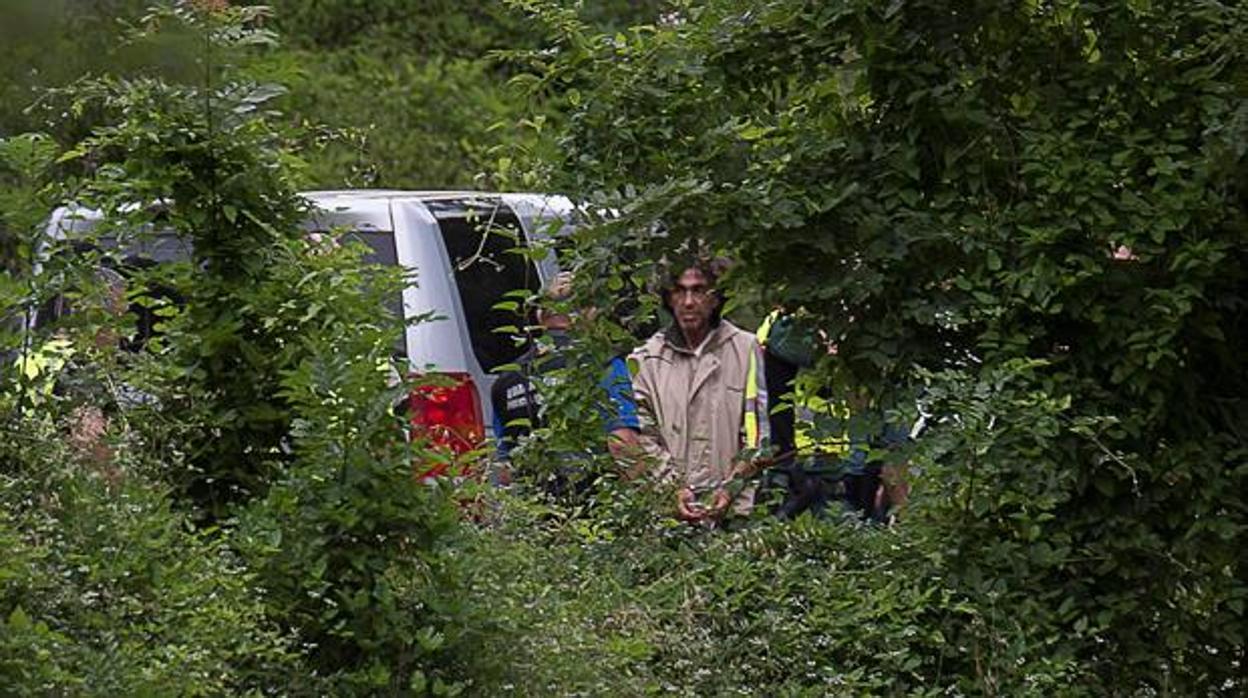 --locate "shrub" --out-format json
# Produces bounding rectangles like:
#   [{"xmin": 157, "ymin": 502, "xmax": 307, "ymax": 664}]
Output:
[
  {"xmin": 2, "ymin": 4, "xmax": 474, "ymax": 693},
  {"xmin": 233, "ymin": 238, "xmax": 469, "ymax": 694},
  {"xmin": 0, "ymin": 419, "xmax": 302, "ymax": 696},
  {"xmin": 507, "ymin": 0, "xmax": 1248, "ymax": 692},
  {"xmin": 465, "ymin": 488, "xmax": 964, "ymax": 696}
]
